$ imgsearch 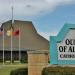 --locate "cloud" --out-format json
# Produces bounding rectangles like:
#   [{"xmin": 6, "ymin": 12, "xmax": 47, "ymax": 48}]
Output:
[
  {"xmin": 0, "ymin": 0, "xmax": 75, "ymax": 23},
  {"xmin": 46, "ymin": 0, "xmax": 75, "ymax": 4},
  {"xmin": 38, "ymin": 31, "xmax": 58, "ymax": 40}
]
